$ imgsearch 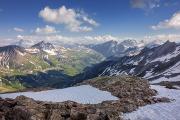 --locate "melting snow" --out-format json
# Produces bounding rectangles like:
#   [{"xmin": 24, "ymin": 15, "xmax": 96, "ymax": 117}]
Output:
[
  {"xmin": 0, "ymin": 85, "xmax": 119, "ymax": 104},
  {"xmin": 44, "ymin": 50, "xmax": 57, "ymax": 55},
  {"xmin": 126, "ymin": 57, "xmax": 144, "ymax": 65},
  {"xmin": 123, "ymin": 85, "xmax": 180, "ymax": 120},
  {"xmin": 129, "ymin": 68, "xmax": 135, "ymax": 74},
  {"xmin": 143, "ymin": 69, "xmax": 153, "ymax": 78},
  {"xmin": 150, "ymin": 76, "xmax": 180, "ymax": 84},
  {"xmin": 17, "ymin": 51, "xmax": 26, "ymax": 56},
  {"xmin": 100, "ymin": 67, "xmax": 121, "ymax": 76}
]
